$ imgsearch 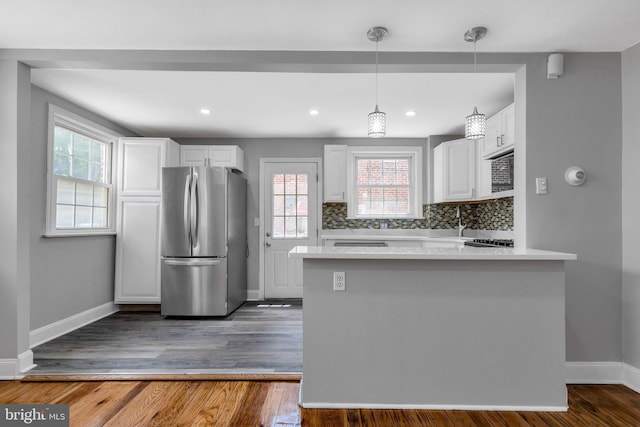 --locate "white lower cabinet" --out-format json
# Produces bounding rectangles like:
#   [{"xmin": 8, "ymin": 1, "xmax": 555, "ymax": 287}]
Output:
[{"xmin": 114, "ymin": 198, "xmax": 162, "ymax": 303}]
